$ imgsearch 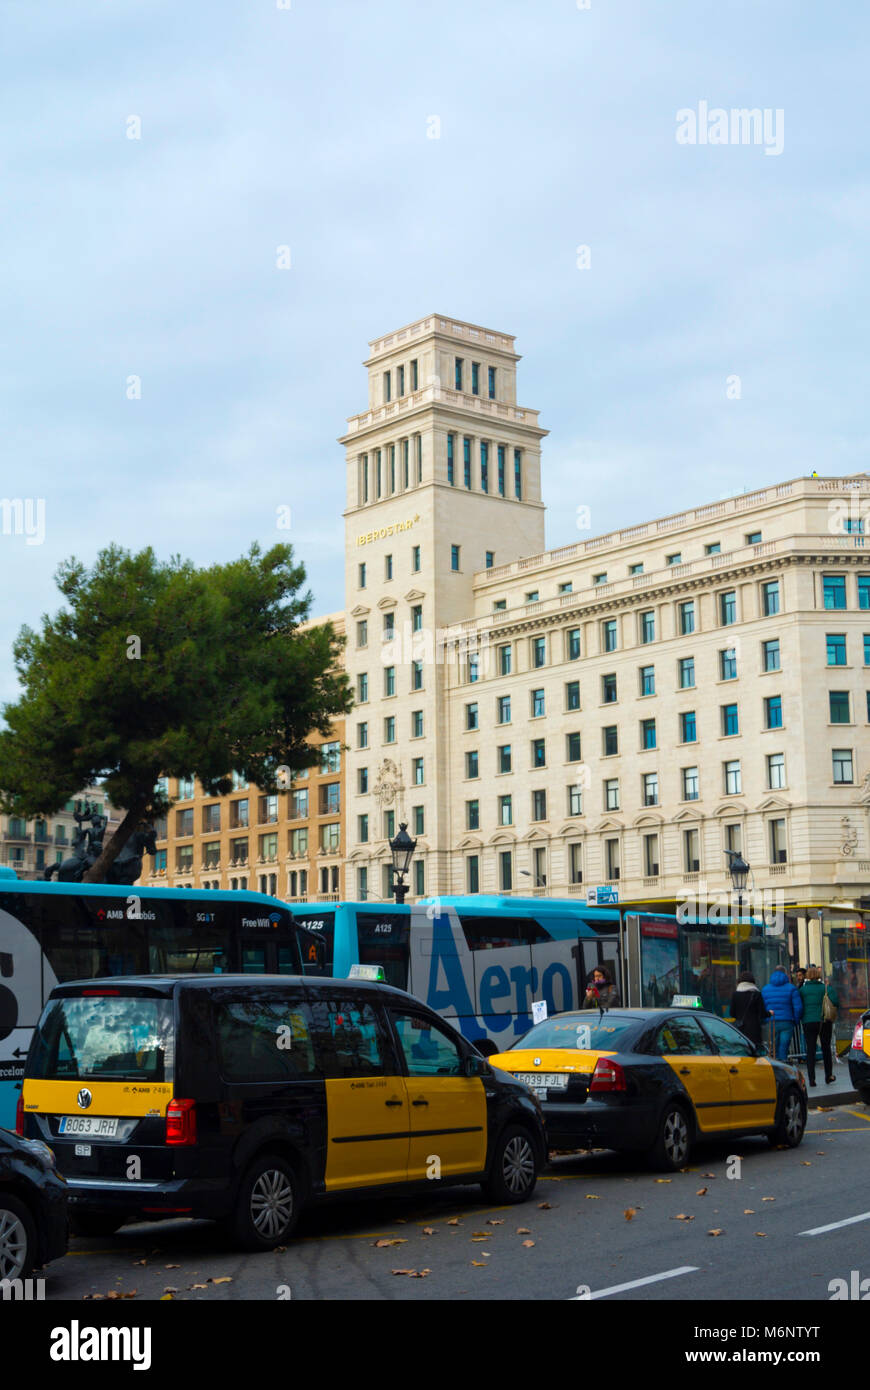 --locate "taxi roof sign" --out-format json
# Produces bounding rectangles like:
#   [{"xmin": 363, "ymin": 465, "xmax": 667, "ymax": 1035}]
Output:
[
  {"xmin": 348, "ymin": 963, "xmax": 386, "ymax": 982},
  {"xmin": 671, "ymin": 994, "xmax": 703, "ymax": 1009}
]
